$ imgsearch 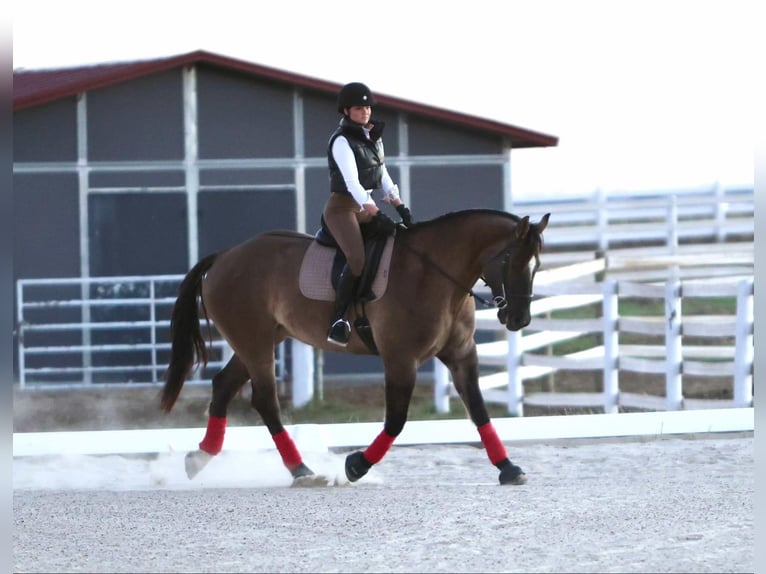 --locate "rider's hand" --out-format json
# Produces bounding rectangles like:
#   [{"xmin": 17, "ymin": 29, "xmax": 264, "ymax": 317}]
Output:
[{"xmin": 395, "ymin": 204, "xmax": 414, "ymax": 227}]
